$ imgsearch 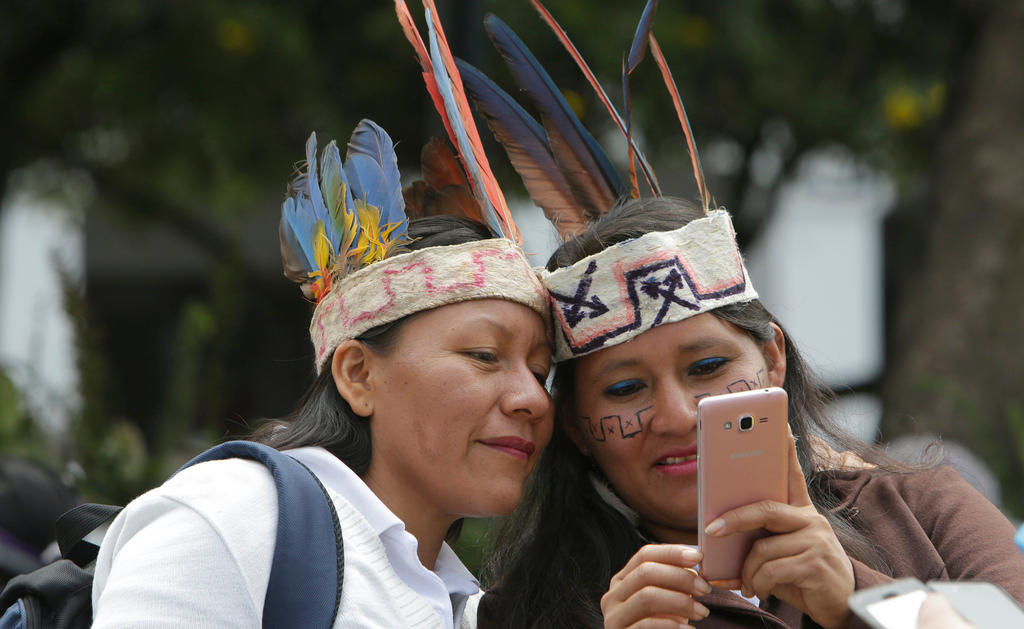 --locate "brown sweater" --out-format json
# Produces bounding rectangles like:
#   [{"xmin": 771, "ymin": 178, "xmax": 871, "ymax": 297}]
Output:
[{"xmin": 480, "ymin": 465, "xmax": 1024, "ymax": 628}]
